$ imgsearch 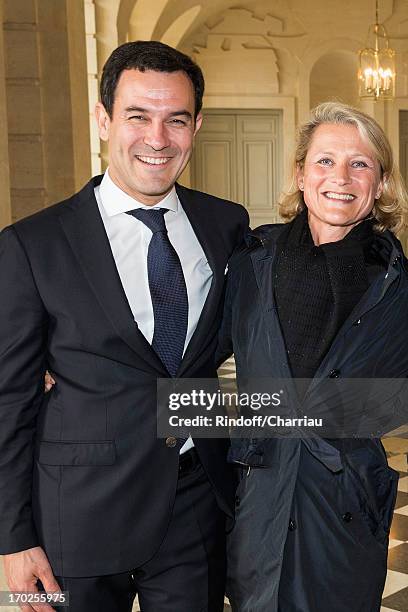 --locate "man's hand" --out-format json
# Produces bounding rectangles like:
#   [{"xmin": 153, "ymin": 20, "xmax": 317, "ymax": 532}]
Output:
[
  {"xmin": 3, "ymin": 547, "xmax": 61, "ymax": 611},
  {"xmin": 44, "ymin": 372, "xmax": 55, "ymax": 393}
]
